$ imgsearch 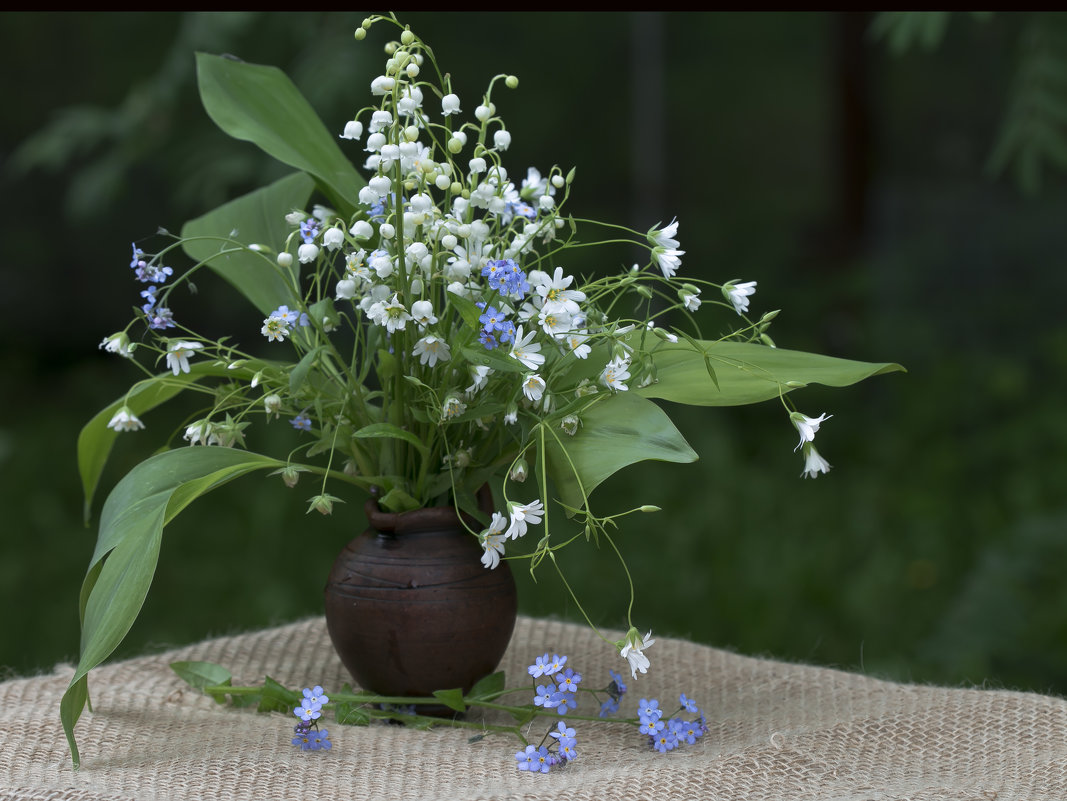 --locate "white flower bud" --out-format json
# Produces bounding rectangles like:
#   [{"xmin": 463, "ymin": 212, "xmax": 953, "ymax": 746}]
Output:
[
  {"xmin": 406, "ymin": 62, "xmax": 420, "ymax": 78},
  {"xmin": 539, "ymin": 195, "xmax": 555, "ymax": 211},
  {"xmin": 263, "ymin": 394, "xmax": 282, "ymax": 418},
  {"xmin": 349, "ymin": 220, "xmax": 373, "ymax": 239},
  {"xmin": 275, "ymin": 251, "xmax": 293, "ymax": 268},
  {"xmin": 435, "ymin": 174, "xmax": 452, "ymax": 191},
  {"xmin": 369, "ymin": 109, "xmax": 393, "ymax": 133},
  {"xmin": 298, "ymin": 243, "xmax": 319, "ymax": 264},
  {"xmin": 441, "ymin": 93, "xmax": 461, "ymax": 115},
  {"xmin": 493, "ymin": 129, "xmax": 511, "ymax": 150},
  {"xmin": 369, "ymin": 175, "xmax": 392, "ymax": 197},
  {"xmin": 323, "ymin": 227, "xmax": 345, "ymax": 251},
  {"xmin": 441, "ymin": 233, "xmax": 458, "ymax": 250},
  {"xmin": 336, "ymin": 278, "xmax": 357, "ymax": 300},
  {"xmin": 469, "ymin": 157, "xmax": 486, "ymax": 174},
  {"xmin": 285, "ymin": 210, "xmax": 305, "ymax": 225},
  {"xmin": 475, "ymin": 104, "xmax": 491, "ymax": 122},
  {"xmin": 447, "ymin": 136, "xmax": 464, "ymax": 154},
  {"xmin": 365, "ymin": 132, "xmax": 386, "ymax": 153},
  {"xmin": 551, "ymin": 174, "xmax": 565, "ymax": 189},
  {"xmin": 379, "ymin": 222, "xmax": 396, "ymax": 240},
  {"xmin": 404, "ymin": 125, "xmax": 420, "ymax": 142},
  {"xmin": 370, "ymin": 75, "xmax": 395, "ymax": 95}
]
